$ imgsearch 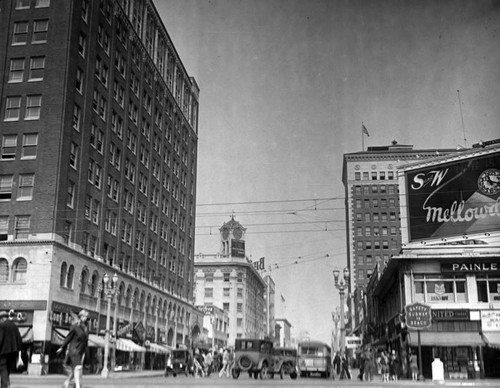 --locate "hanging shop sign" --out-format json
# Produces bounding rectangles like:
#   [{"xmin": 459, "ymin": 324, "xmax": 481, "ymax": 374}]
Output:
[
  {"xmin": 405, "ymin": 302, "xmax": 432, "ymax": 330},
  {"xmin": 405, "ymin": 152, "xmax": 500, "ymax": 242},
  {"xmin": 231, "ymin": 240, "xmax": 245, "ymax": 257},
  {"xmin": 481, "ymin": 310, "xmax": 500, "ymax": 331}
]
